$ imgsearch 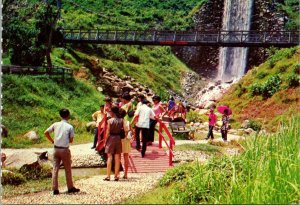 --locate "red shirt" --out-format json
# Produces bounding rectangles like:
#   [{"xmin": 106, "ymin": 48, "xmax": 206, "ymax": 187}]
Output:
[{"xmin": 208, "ymin": 113, "xmax": 217, "ymax": 126}]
